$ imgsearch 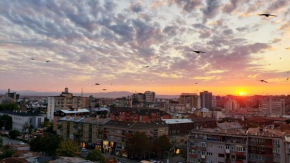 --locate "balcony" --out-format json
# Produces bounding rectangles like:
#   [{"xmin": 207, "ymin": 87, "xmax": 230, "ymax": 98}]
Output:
[
  {"xmin": 201, "ymin": 155, "xmax": 205, "ymax": 159},
  {"xmin": 226, "ymin": 149, "xmax": 230, "ymax": 154}
]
